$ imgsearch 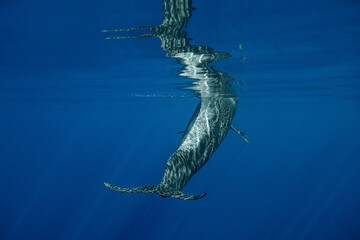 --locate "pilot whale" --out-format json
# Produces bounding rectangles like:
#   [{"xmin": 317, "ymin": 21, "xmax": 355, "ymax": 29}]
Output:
[
  {"xmin": 103, "ymin": 0, "xmax": 249, "ymax": 200},
  {"xmin": 104, "ymin": 95, "xmax": 248, "ymax": 200}
]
